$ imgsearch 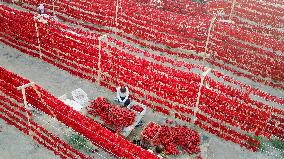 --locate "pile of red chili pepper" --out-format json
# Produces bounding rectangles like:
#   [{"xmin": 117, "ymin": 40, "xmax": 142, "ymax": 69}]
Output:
[
  {"xmin": 142, "ymin": 123, "xmax": 200, "ymax": 155},
  {"xmin": 88, "ymin": 97, "xmax": 136, "ymax": 132},
  {"xmin": 130, "ymin": 105, "xmax": 144, "ymax": 113},
  {"xmin": 141, "ymin": 122, "xmax": 161, "ymax": 141},
  {"xmin": 174, "ymin": 126, "xmax": 201, "ymax": 155}
]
